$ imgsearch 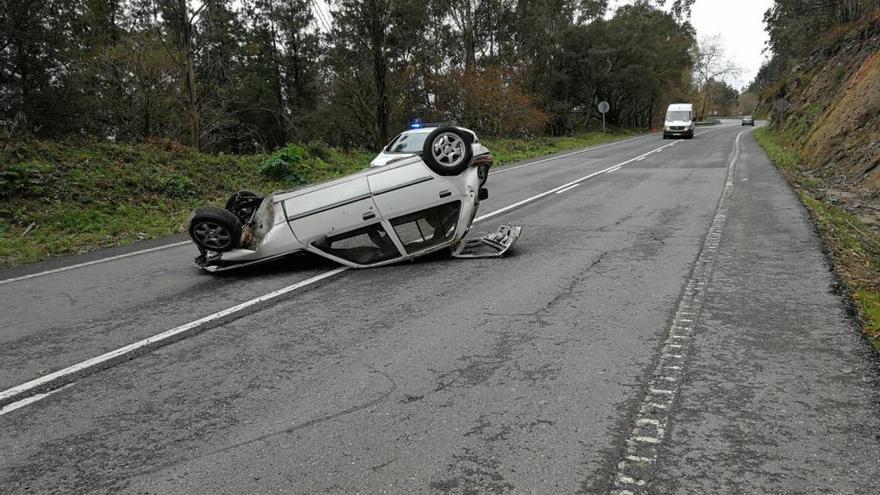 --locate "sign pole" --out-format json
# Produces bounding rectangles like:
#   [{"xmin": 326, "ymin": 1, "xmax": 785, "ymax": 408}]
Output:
[{"xmin": 598, "ymin": 101, "xmax": 610, "ymax": 134}]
